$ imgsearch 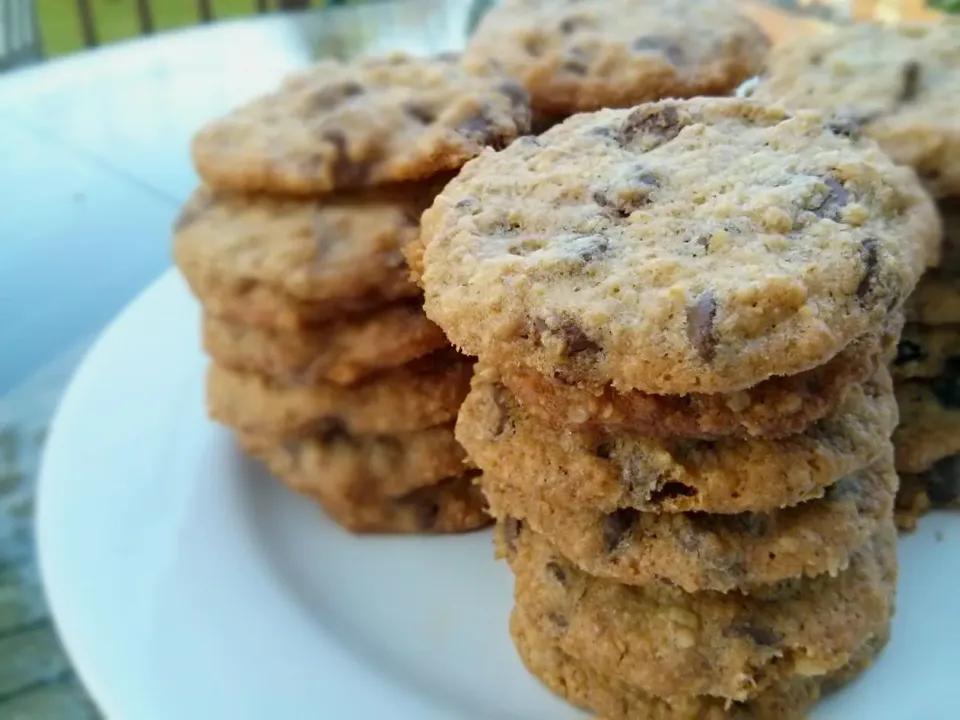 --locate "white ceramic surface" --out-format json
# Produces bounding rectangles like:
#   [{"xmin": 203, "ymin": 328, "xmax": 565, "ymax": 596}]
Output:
[{"xmin": 36, "ymin": 270, "xmax": 960, "ymax": 719}]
